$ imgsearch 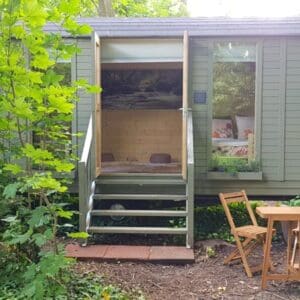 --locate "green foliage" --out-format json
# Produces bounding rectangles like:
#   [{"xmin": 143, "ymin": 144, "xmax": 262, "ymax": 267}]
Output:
[
  {"xmin": 68, "ymin": 231, "xmax": 89, "ymax": 239},
  {"xmin": 206, "ymin": 246, "xmax": 216, "ymax": 258},
  {"xmin": 80, "ymin": 0, "xmax": 188, "ymax": 17},
  {"xmin": 210, "ymin": 155, "xmax": 260, "ymax": 174},
  {"xmin": 213, "ymin": 61, "xmax": 255, "ymax": 119},
  {"xmin": 0, "ymin": 268, "xmax": 139, "ymax": 300},
  {"xmin": 67, "ymin": 273, "xmax": 134, "ymax": 299},
  {"xmin": 0, "ymin": 1, "xmax": 102, "ymax": 298},
  {"xmin": 283, "ymin": 195, "xmax": 300, "ymax": 206},
  {"xmin": 194, "ymin": 201, "xmax": 264, "ymax": 242},
  {"xmin": 113, "ymin": 0, "xmax": 188, "ymax": 17}
]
